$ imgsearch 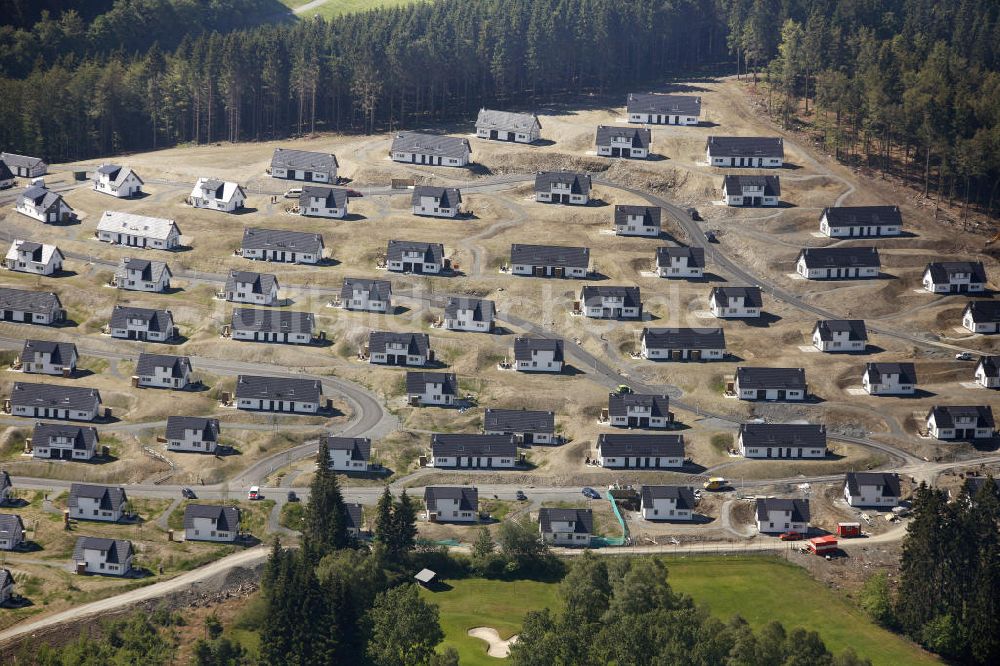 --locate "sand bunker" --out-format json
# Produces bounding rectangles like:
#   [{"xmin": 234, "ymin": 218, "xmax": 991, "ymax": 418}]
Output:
[{"xmin": 468, "ymin": 627, "xmax": 519, "ymax": 658}]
